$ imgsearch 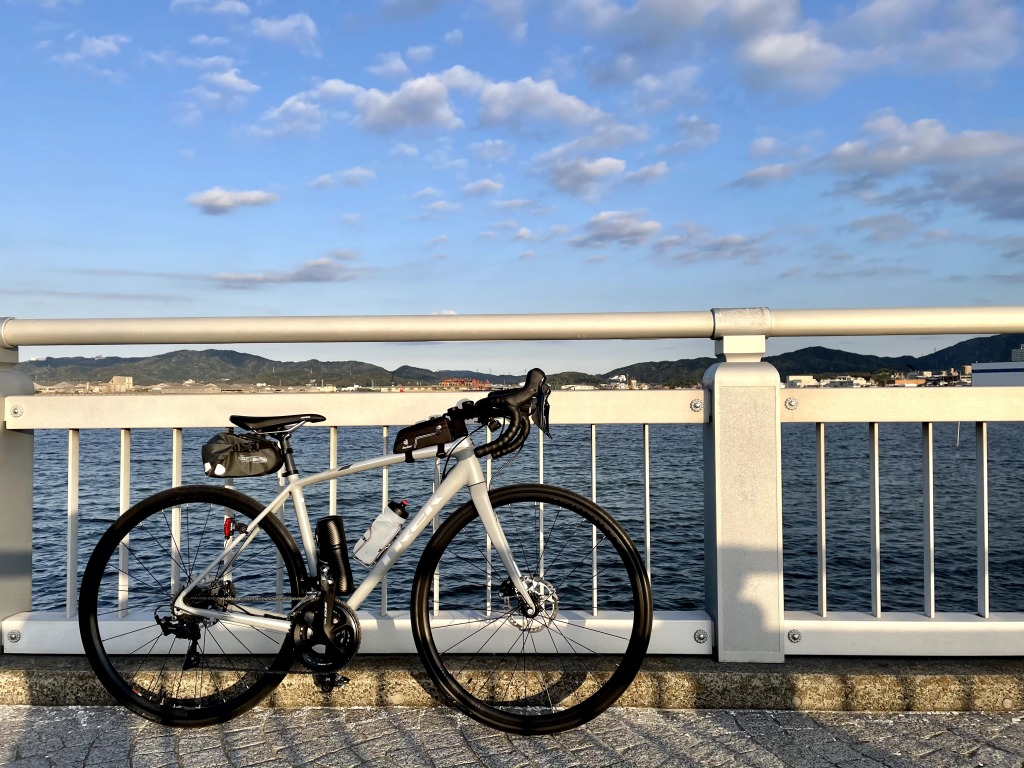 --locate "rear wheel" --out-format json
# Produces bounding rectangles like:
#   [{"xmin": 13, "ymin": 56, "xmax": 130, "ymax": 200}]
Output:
[
  {"xmin": 78, "ymin": 485, "xmax": 304, "ymax": 727},
  {"xmin": 411, "ymin": 484, "xmax": 652, "ymax": 735}
]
